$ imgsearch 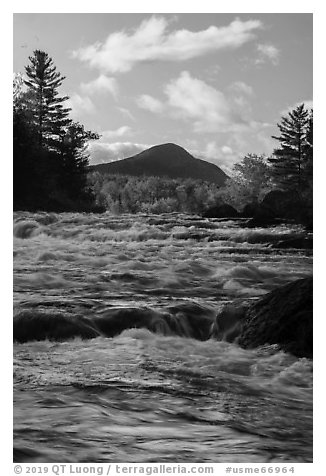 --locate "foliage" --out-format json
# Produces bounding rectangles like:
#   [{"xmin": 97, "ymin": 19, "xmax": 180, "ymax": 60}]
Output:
[
  {"xmin": 24, "ymin": 50, "xmax": 71, "ymax": 149},
  {"xmin": 59, "ymin": 122, "xmax": 100, "ymax": 201},
  {"xmin": 217, "ymin": 154, "xmax": 273, "ymax": 210},
  {"xmin": 13, "ymin": 50, "xmax": 99, "ymax": 211},
  {"xmin": 88, "ymin": 173, "xmax": 223, "ymax": 214},
  {"xmin": 269, "ymin": 104, "xmax": 313, "ymax": 196}
]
